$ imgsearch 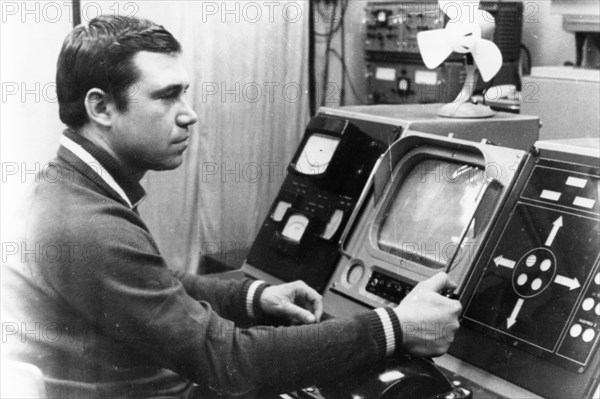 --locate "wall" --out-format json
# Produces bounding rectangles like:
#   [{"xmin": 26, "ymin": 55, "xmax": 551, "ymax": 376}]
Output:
[
  {"xmin": 521, "ymin": 0, "xmax": 575, "ymax": 66},
  {"xmin": 1, "ymin": 2, "xmax": 73, "ymax": 240}
]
